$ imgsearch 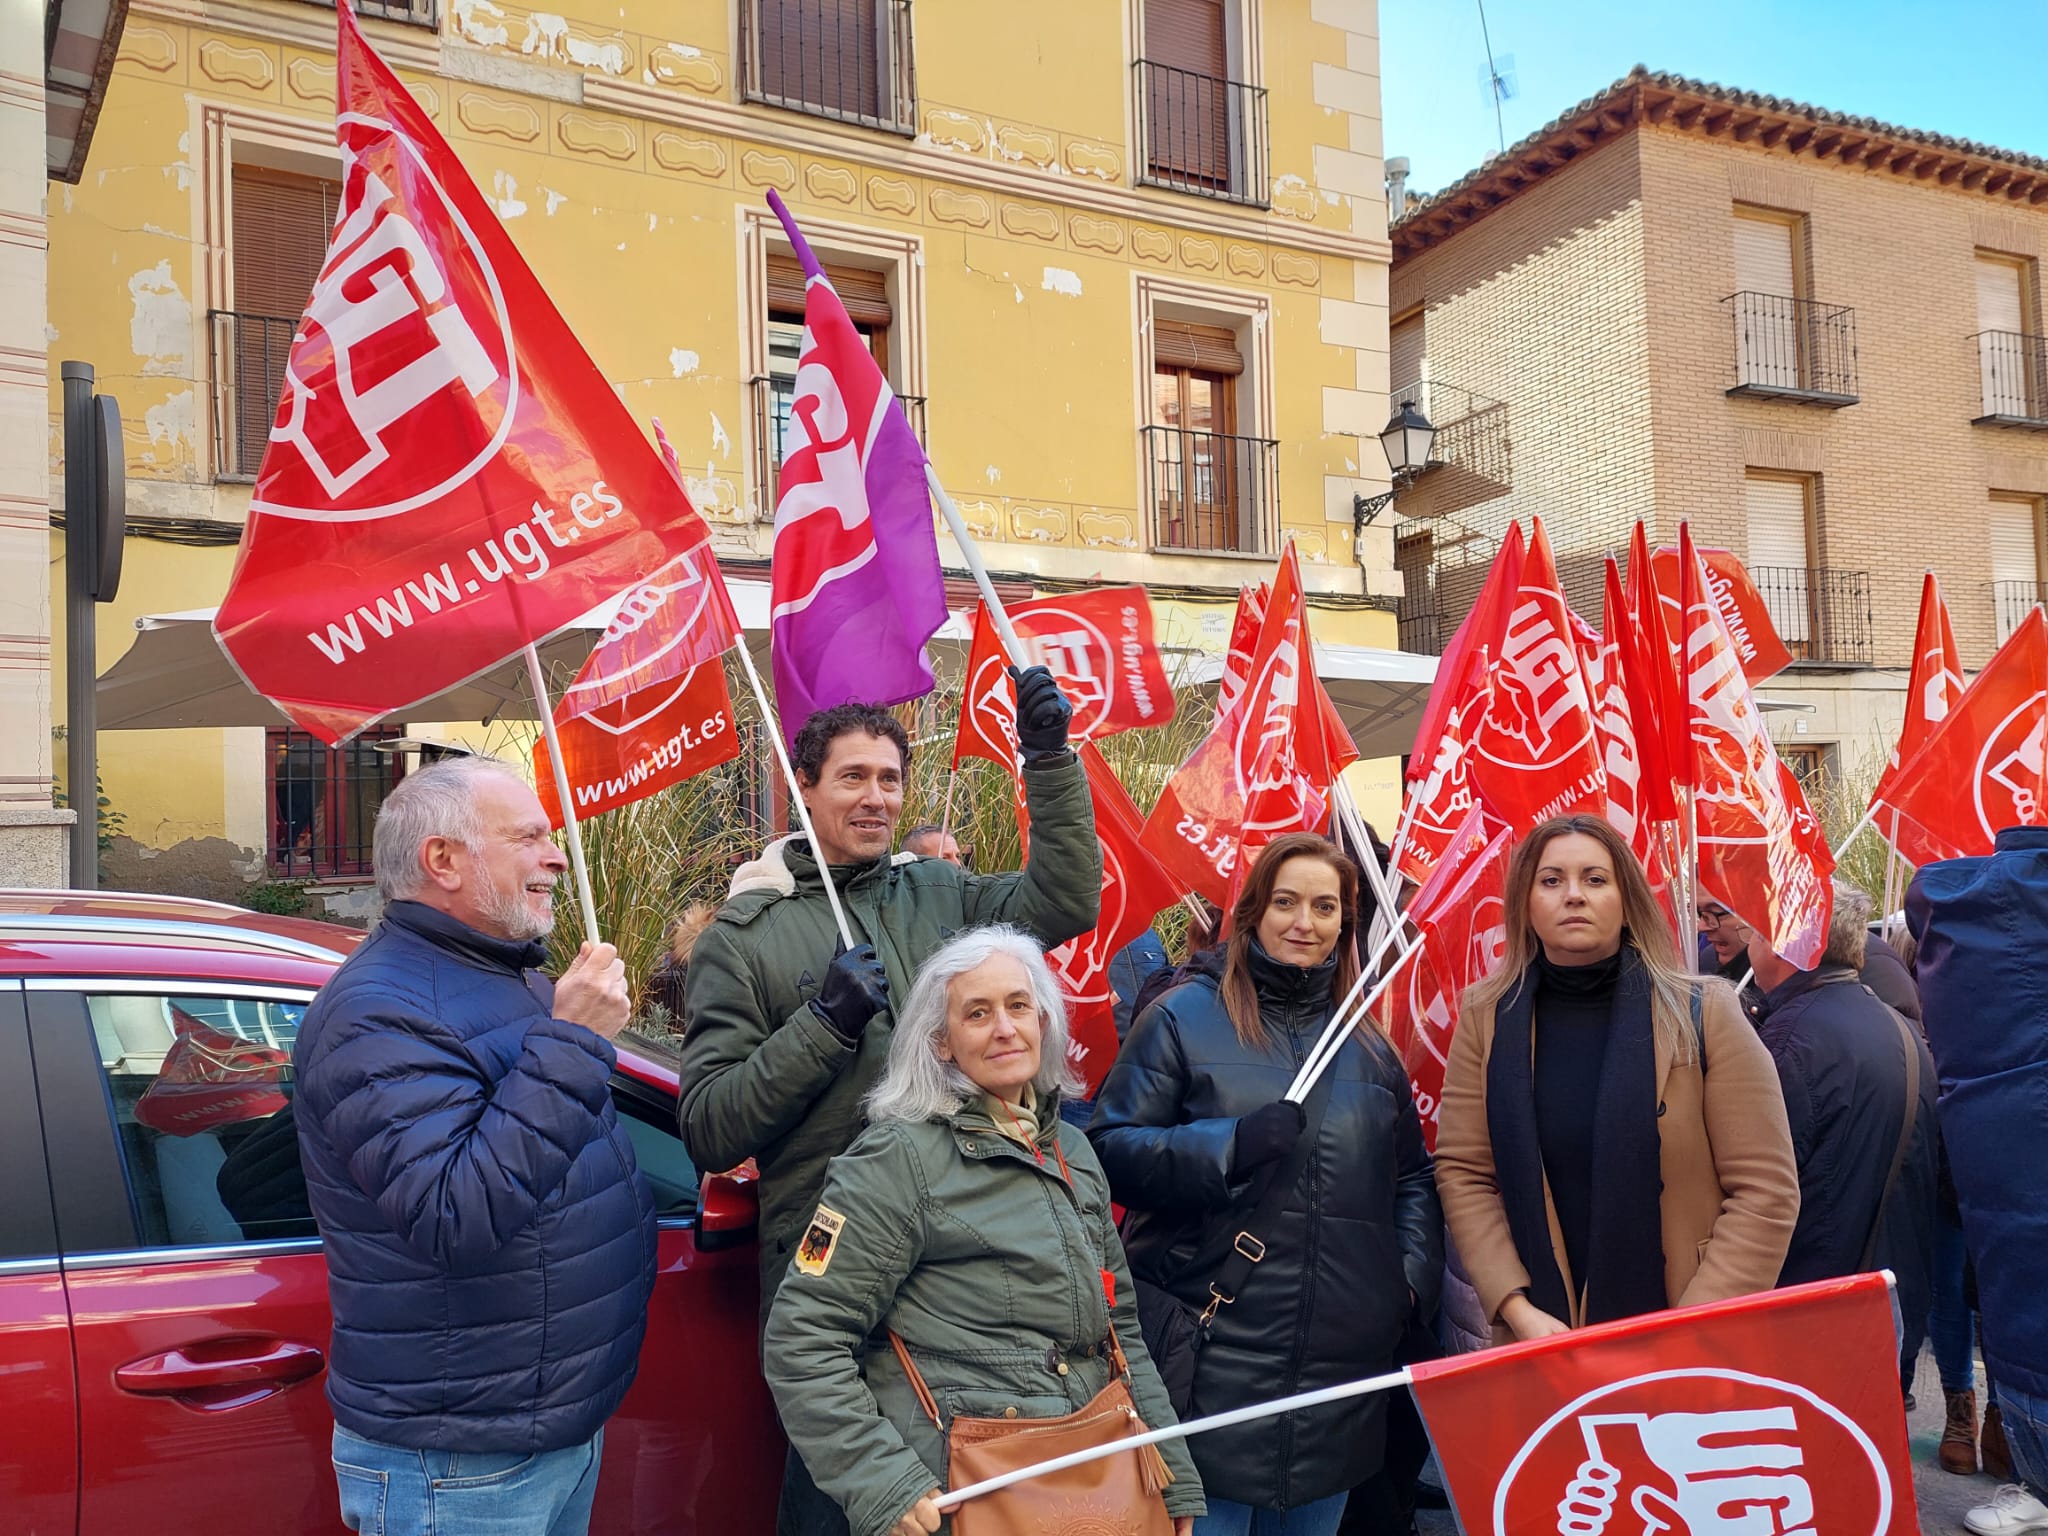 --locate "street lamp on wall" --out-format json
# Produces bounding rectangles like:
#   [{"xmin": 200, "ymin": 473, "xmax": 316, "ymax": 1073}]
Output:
[{"xmin": 1353, "ymin": 399, "xmax": 1437, "ymax": 532}]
